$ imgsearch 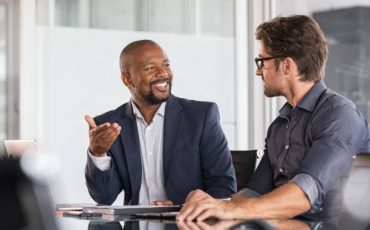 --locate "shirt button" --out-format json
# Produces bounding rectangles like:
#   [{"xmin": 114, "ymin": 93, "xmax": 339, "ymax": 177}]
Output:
[
  {"xmin": 285, "ymin": 145, "xmax": 289, "ymax": 150},
  {"xmin": 279, "ymin": 168, "xmax": 284, "ymax": 173},
  {"xmin": 286, "ymin": 125, "xmax": 289, "ymax": 129}
]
